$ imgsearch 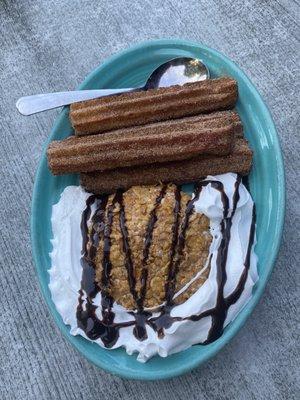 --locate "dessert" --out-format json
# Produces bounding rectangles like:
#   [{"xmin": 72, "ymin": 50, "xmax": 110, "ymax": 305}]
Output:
[
  {"xmin": 81, "ymin": 184, "xmax": 212, "ymax": 310},
  {"xmin": 47, "ymin": 74, "xmax": 258, "ymax": 362},
  {"xmin": 49, "ymin": 174, "xmax": 257, "ymax": 361},
  {"xmin": 47, "ymin": 112, "xmax": 236, "ymax": 174},
  {"xmin": 70, "ymin": 77, "xmax": 237, "ymax": 135},
  {"xmin": 80, "ymin": 139, "xmax": 252, "ymax": 194}
]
